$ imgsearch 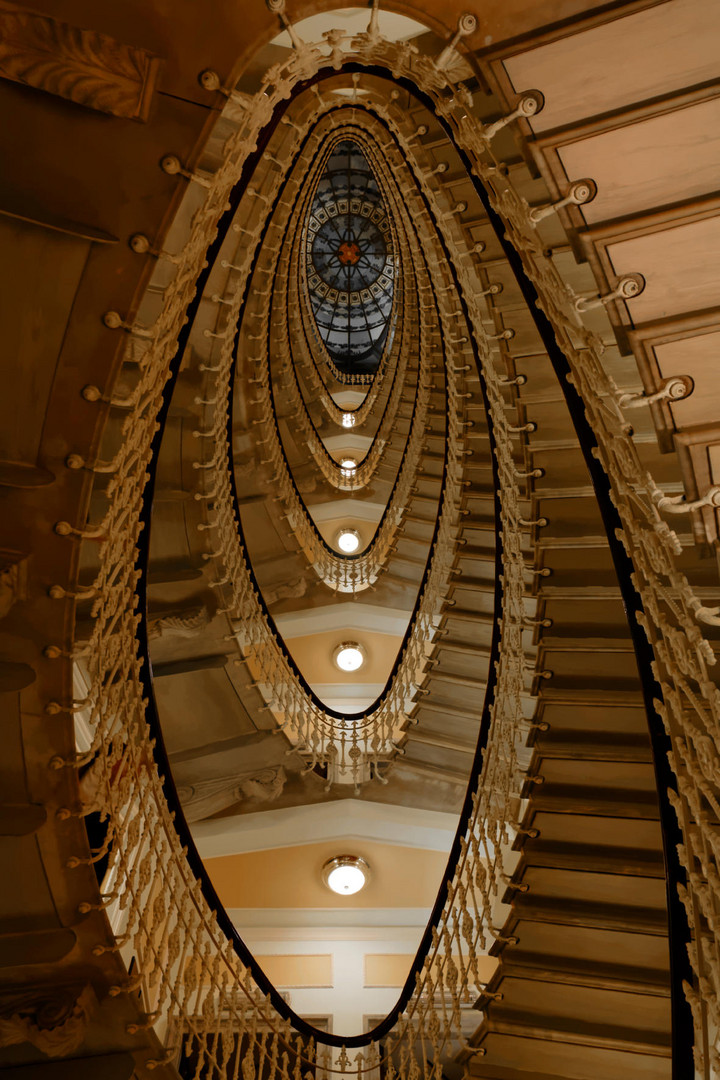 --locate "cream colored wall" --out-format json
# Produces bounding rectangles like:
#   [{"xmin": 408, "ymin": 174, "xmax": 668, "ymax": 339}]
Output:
[
  {"xmin": 216, "ymin": 834, "xmax": 463, "ymax": 1037},
  {"xmin": 256, "ymin": 953, "xmax": 334, "ymax": 987},
  {"xmin": 365, "ymin": 952, "xmax": 497, "ymax": 987},
  {"xmin": 285, "ymin": 629, "xmax": 403, "ymax": 690},
  {"xmin": 244, "ymin": 931, "xmax": 418, "ymax": 1037},
  {"xmin": 233, "ymin": 929, "xmax": 499, "ymax": 1037},
  {"xmin": 204, "ymin": 839, "xmax": 448, "ymax": 909},
  {"xmin": 312, "ymin": 514, "xmax": 379, "ymax": 553}
]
